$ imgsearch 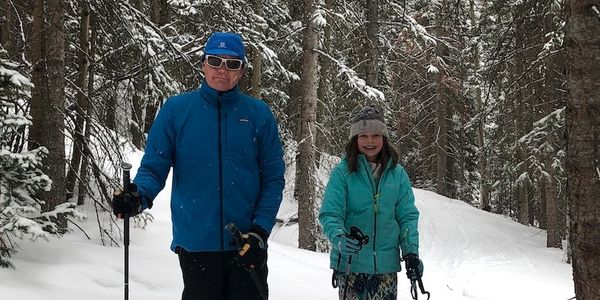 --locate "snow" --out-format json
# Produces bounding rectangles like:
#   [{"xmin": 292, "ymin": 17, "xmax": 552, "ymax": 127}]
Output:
[
  {"xmin": 313, "ymin": 10, "xmax": 327, "ymax": 28},
  {"xmin": 0, "ymin": 65, "xmax": 32, "ymax": 88},
  {"xmin": 0, "ymin": 151, "xmax": 574, "ymax": 299},
  {"xmin": 427, "ymin": 64, "xmax": 439, "ymax": 74},
  {"xmin": 591, "ymin": 5, "xmax": 600, "ymax": 19}
]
